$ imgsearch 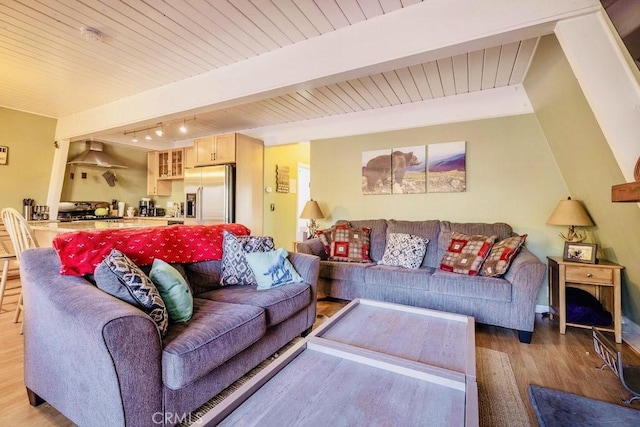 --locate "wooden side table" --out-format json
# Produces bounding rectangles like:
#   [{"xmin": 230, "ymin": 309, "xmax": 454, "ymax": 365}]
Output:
[{"xmin": 547, "ymin": 256, "xmax": 623, "ymax": 343}]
